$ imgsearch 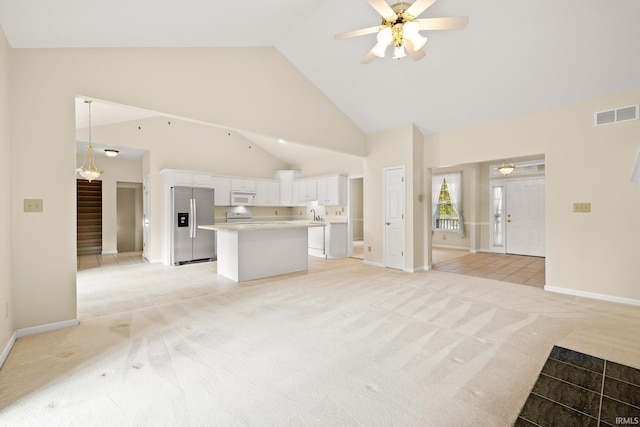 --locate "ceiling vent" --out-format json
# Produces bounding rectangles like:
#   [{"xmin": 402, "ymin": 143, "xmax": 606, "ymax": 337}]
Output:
[{"xmin": 594, "ymin": 105, "xmax": 638, "ymax": 126}]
